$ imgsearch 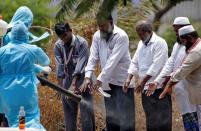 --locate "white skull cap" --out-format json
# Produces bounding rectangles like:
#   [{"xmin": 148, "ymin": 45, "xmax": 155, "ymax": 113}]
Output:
[
  {"xmin": 179, "ymin": 25, "xmax": 195, "ymax": 36},
  {"xmin": 173, "ymin": 17, "xmax": 190, "ymax": 25}
]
